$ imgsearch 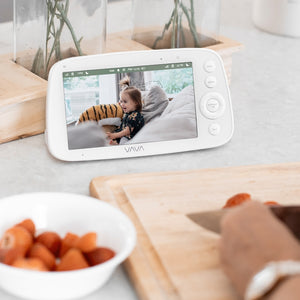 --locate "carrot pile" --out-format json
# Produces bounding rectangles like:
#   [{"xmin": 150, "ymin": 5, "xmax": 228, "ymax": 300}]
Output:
[{"xmin": 0, "ymin": 219, "xmax": 115, "ymax": 272}]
